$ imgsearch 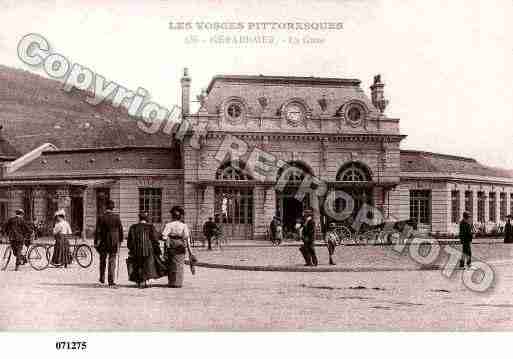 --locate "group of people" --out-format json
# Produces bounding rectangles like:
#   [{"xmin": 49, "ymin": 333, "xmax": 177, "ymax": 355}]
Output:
[
  {"xmin": 2, "ymin": 200, "xmax": 197, "ymax": 288},
  {"xmin": 95, "ymin": 200, "xmax": 197, "ymax": 288},
  {"xmin": 269, "ymin": 209, "xmax": 339, "ymax": 266}
]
